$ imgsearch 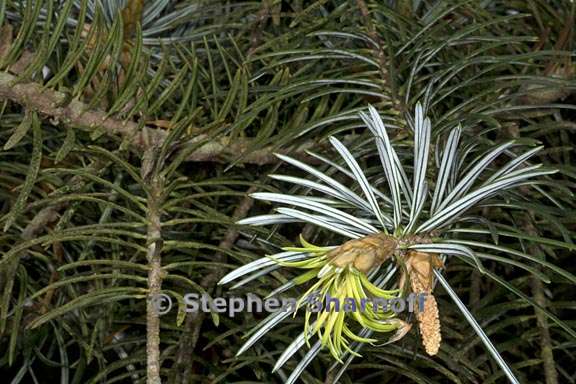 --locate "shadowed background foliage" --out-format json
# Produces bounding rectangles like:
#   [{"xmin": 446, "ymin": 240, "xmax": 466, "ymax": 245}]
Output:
[{"xmin": 0, "ymin": 0, "xmax": 575, "ymax": 383}]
